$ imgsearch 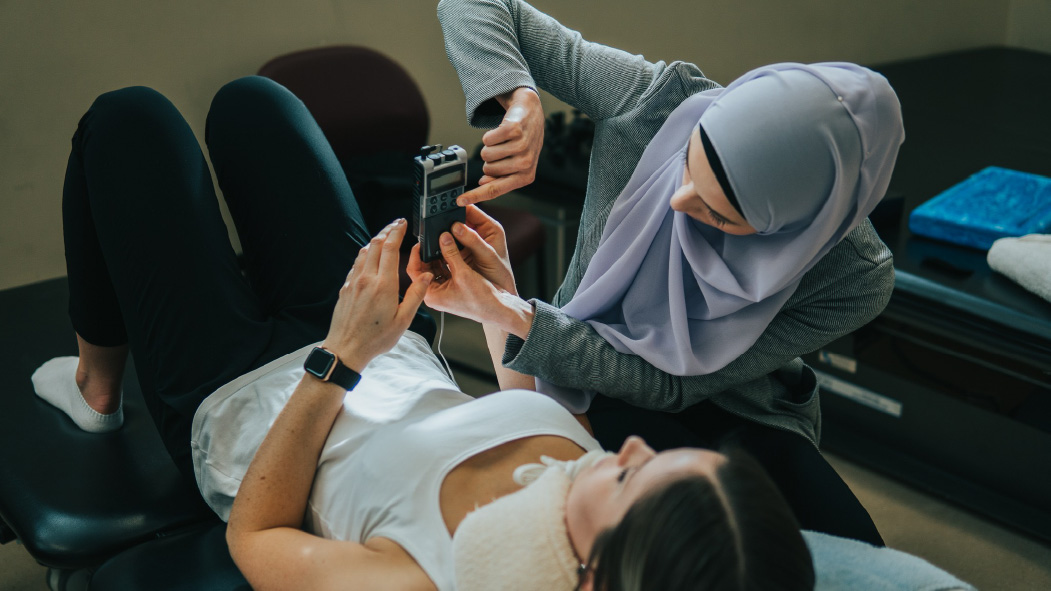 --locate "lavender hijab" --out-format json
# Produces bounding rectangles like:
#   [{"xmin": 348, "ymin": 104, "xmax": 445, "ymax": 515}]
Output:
[{"xmin": 539, "ymin": 63, "xmax": 904, "ymax": 412}]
